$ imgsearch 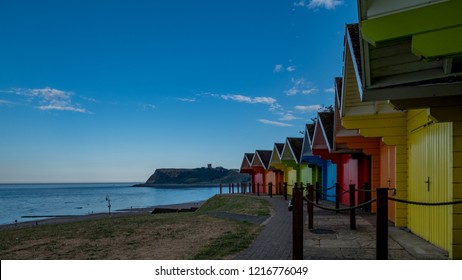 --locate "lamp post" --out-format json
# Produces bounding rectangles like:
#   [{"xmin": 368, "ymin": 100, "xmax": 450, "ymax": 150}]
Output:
[{"xmin": 106, "ymin": 194, "xmax": 111, "ymax": 216}]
